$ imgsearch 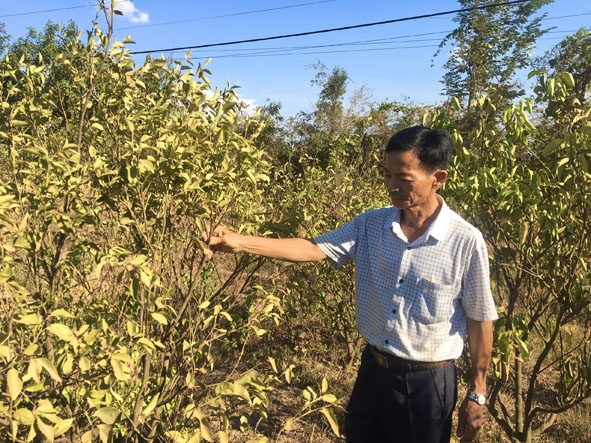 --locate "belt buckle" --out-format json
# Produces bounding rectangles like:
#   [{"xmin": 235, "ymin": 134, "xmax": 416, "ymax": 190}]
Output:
[{"xmin": 373, "ymin": 349, "xmax": 389, "ymax": 368}]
